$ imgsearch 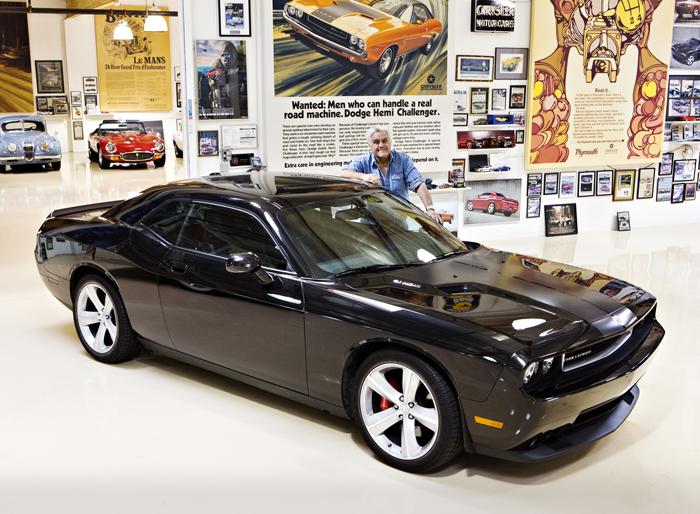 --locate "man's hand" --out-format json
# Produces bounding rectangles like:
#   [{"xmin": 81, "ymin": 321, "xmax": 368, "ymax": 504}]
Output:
[
  {"xmin": 427, "ymin": 208, "xmax": 443, "ymax": 225},
  {"xmin": 361, "ymin": 174, "xmax": 382, "ymax": 186}
]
